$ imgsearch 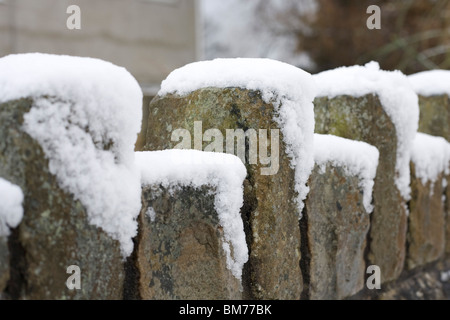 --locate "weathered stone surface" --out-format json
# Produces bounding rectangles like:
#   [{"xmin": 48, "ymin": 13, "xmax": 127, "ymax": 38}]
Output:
[
  {"xmin": 314, "ymin": 94, "xmax": 407, "ymax": 283},
  {"xmin": 144, "ymin": 88, "xmax": 302, "ymax": 299},
  {"xmin": 378, "ymin": 270, "xmax": 446, "ymax": 300},
  {"xmin": 0, "ymin": 237, "xmax": 8, "ymax": 293},
  {"xmin": 304, "ymin": 164, "xmax": 370, "ymax": 300},
  {"xmin": 347, "ymin": 257, "xmax": 450, "ymax": 300},
  {"xmin": 137, "ymin": 185, "xmax": 241, "ymax": 299},
  {"xmin": 135, "ymin": 95, "xmax": 154, "ymax": 151},
  {"xmin": 446, "ymin": 176, "xmax": 450, "ymax": 254},
  {"xmin": 407, "ymin": 164, "xmax": 446, "ymax": 270},
  {"xmin": 0, "ymin": 98, "xmax": 125, "ymax": 299},
  {"xmin": 378, "ymin": 259, "xmax": 450, "ymax": 300},
  {"xmin": 417, "ymin": 95, "xmax": 450, "ymax": 141}
]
